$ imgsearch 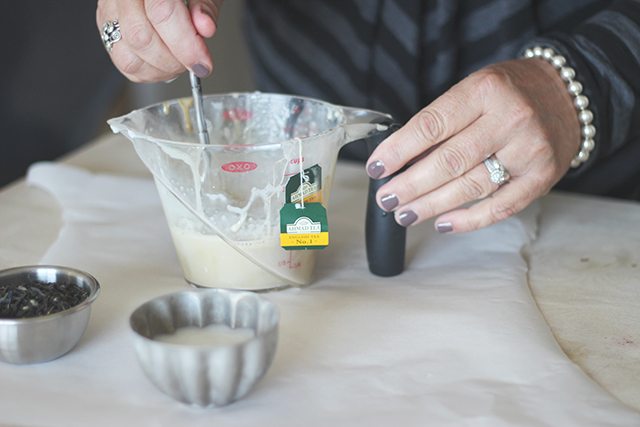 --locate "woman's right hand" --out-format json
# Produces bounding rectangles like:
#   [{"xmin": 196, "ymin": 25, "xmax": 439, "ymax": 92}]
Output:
[{"xmin": 96, "ymin": 0, "xmax": 223, "ymax": 82}]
